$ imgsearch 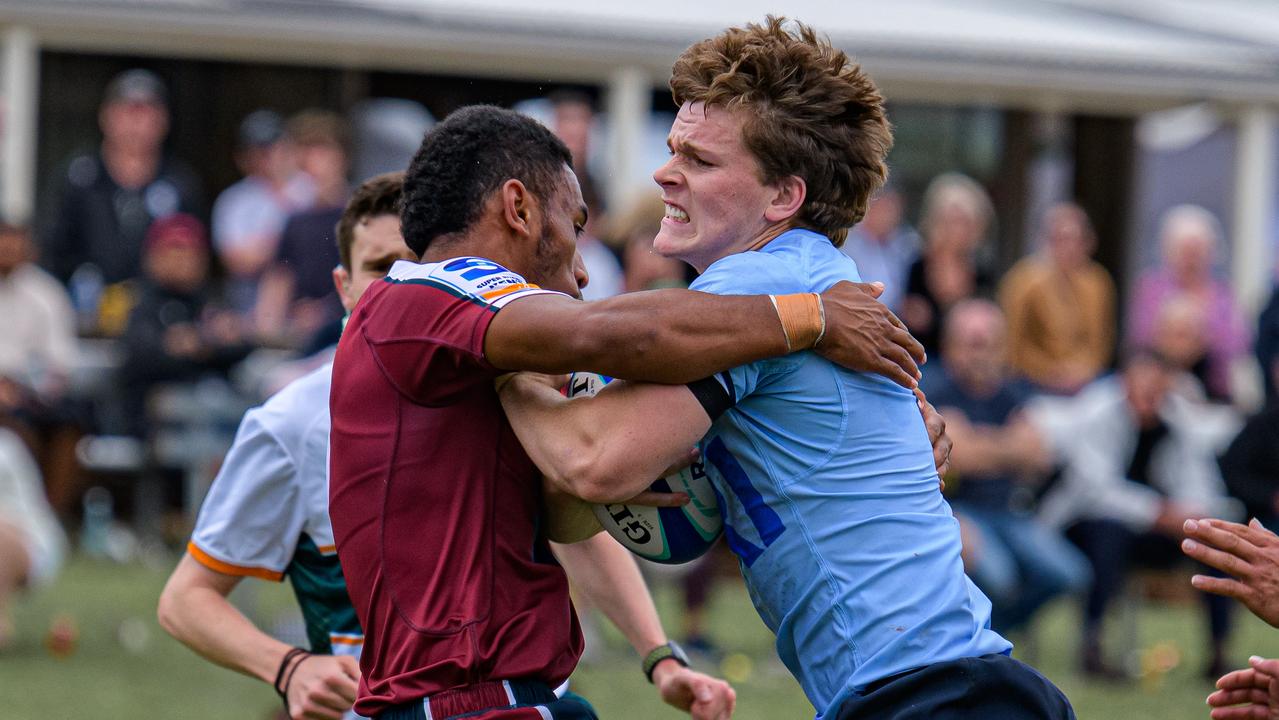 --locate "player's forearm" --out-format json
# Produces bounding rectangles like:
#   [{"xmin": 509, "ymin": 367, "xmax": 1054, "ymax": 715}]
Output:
[
  {"xmin": 499, "ymin": 377, "xmax": 663, "ymax": 503},
  {"xmin": 157, "ymin": 566, "xmax": 292, "ymax": 684},
  {"xmin": 500, "ymin": 376, "xmax": 706, "ymax": 503},
  {"xmin": 501, "ymin": 290, "xmax": 786, "ymax": 384},
  {"xmin": 552, "ymin": 534, "xmax": 667, "ymax": 656}
]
